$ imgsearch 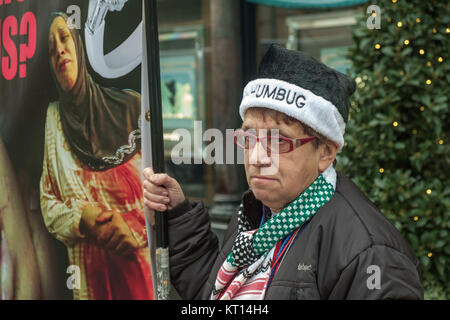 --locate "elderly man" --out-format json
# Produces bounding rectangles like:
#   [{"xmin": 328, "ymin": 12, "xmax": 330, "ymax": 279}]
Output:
[{"xmin": 143, "ymin": 45, "xmax": 423, "ymax": 300}]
